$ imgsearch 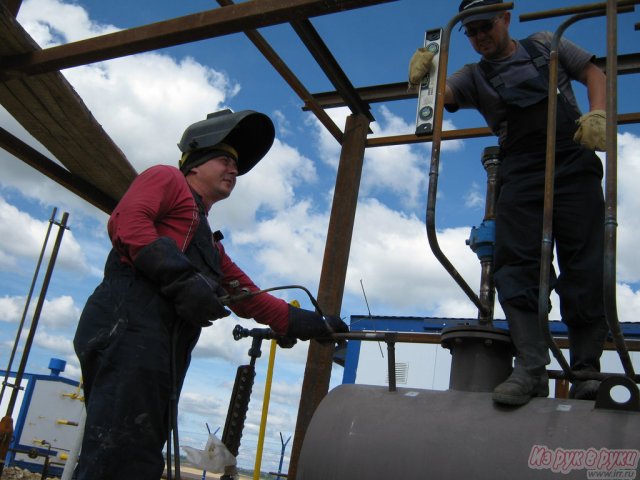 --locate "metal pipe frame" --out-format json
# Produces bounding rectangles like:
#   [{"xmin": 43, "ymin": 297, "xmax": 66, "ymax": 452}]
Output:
[
  {"xmin": 287, "ymin": 113, "xmax": 370, "ymax": 479},
  {"xmin": 214, "ymin": 0, "xmax": 344, "ymax": 144},
  {"xmin": 0, "ymin": 211, "xmax": 68, "ymax": 425},
  {"xmin": 290, "ymin": 19, "xmax": 374, "ymax": 122},
  {"xmin": 478, "ymin": 155, "xmax": 501, "ymax": 324},
  {"xmin": 334, "ymin": 331, "xmax": 640, "ymax": 351},
  {"xmin": 518, "ymin": 0, "xmax": 640, "ymax": 21},
  {"xmin": 0, "ymin": 0, "xmax": 639, "ymax": 476},
  {"xmin": 0, "ymin": 207, "xmax": 56, "ymax": 407},
  {"xmin": 0, "ymin": 0, "xmax": 395, "ymax": 79},
  {"xmin": 537, "ymin": 3, "xmax": 637, "ymax": 382},
  {"xmin": 304, "ymin": 53, "xmax": 640, "ymax": 110},
  {"xmin": 423, "ymin": 2, "xmax": 514, "ymax": 320},
  {"xmin": 603, "ymin": 0, "xmax": 637, "ymax": 378}
]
